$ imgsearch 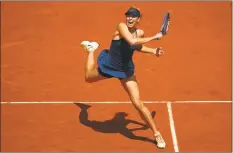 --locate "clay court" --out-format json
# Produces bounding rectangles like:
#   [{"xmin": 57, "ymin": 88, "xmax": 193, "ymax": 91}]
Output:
[{"xmin": 1, "ymin": 1, "xmax": 232, "ymax": 152}]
